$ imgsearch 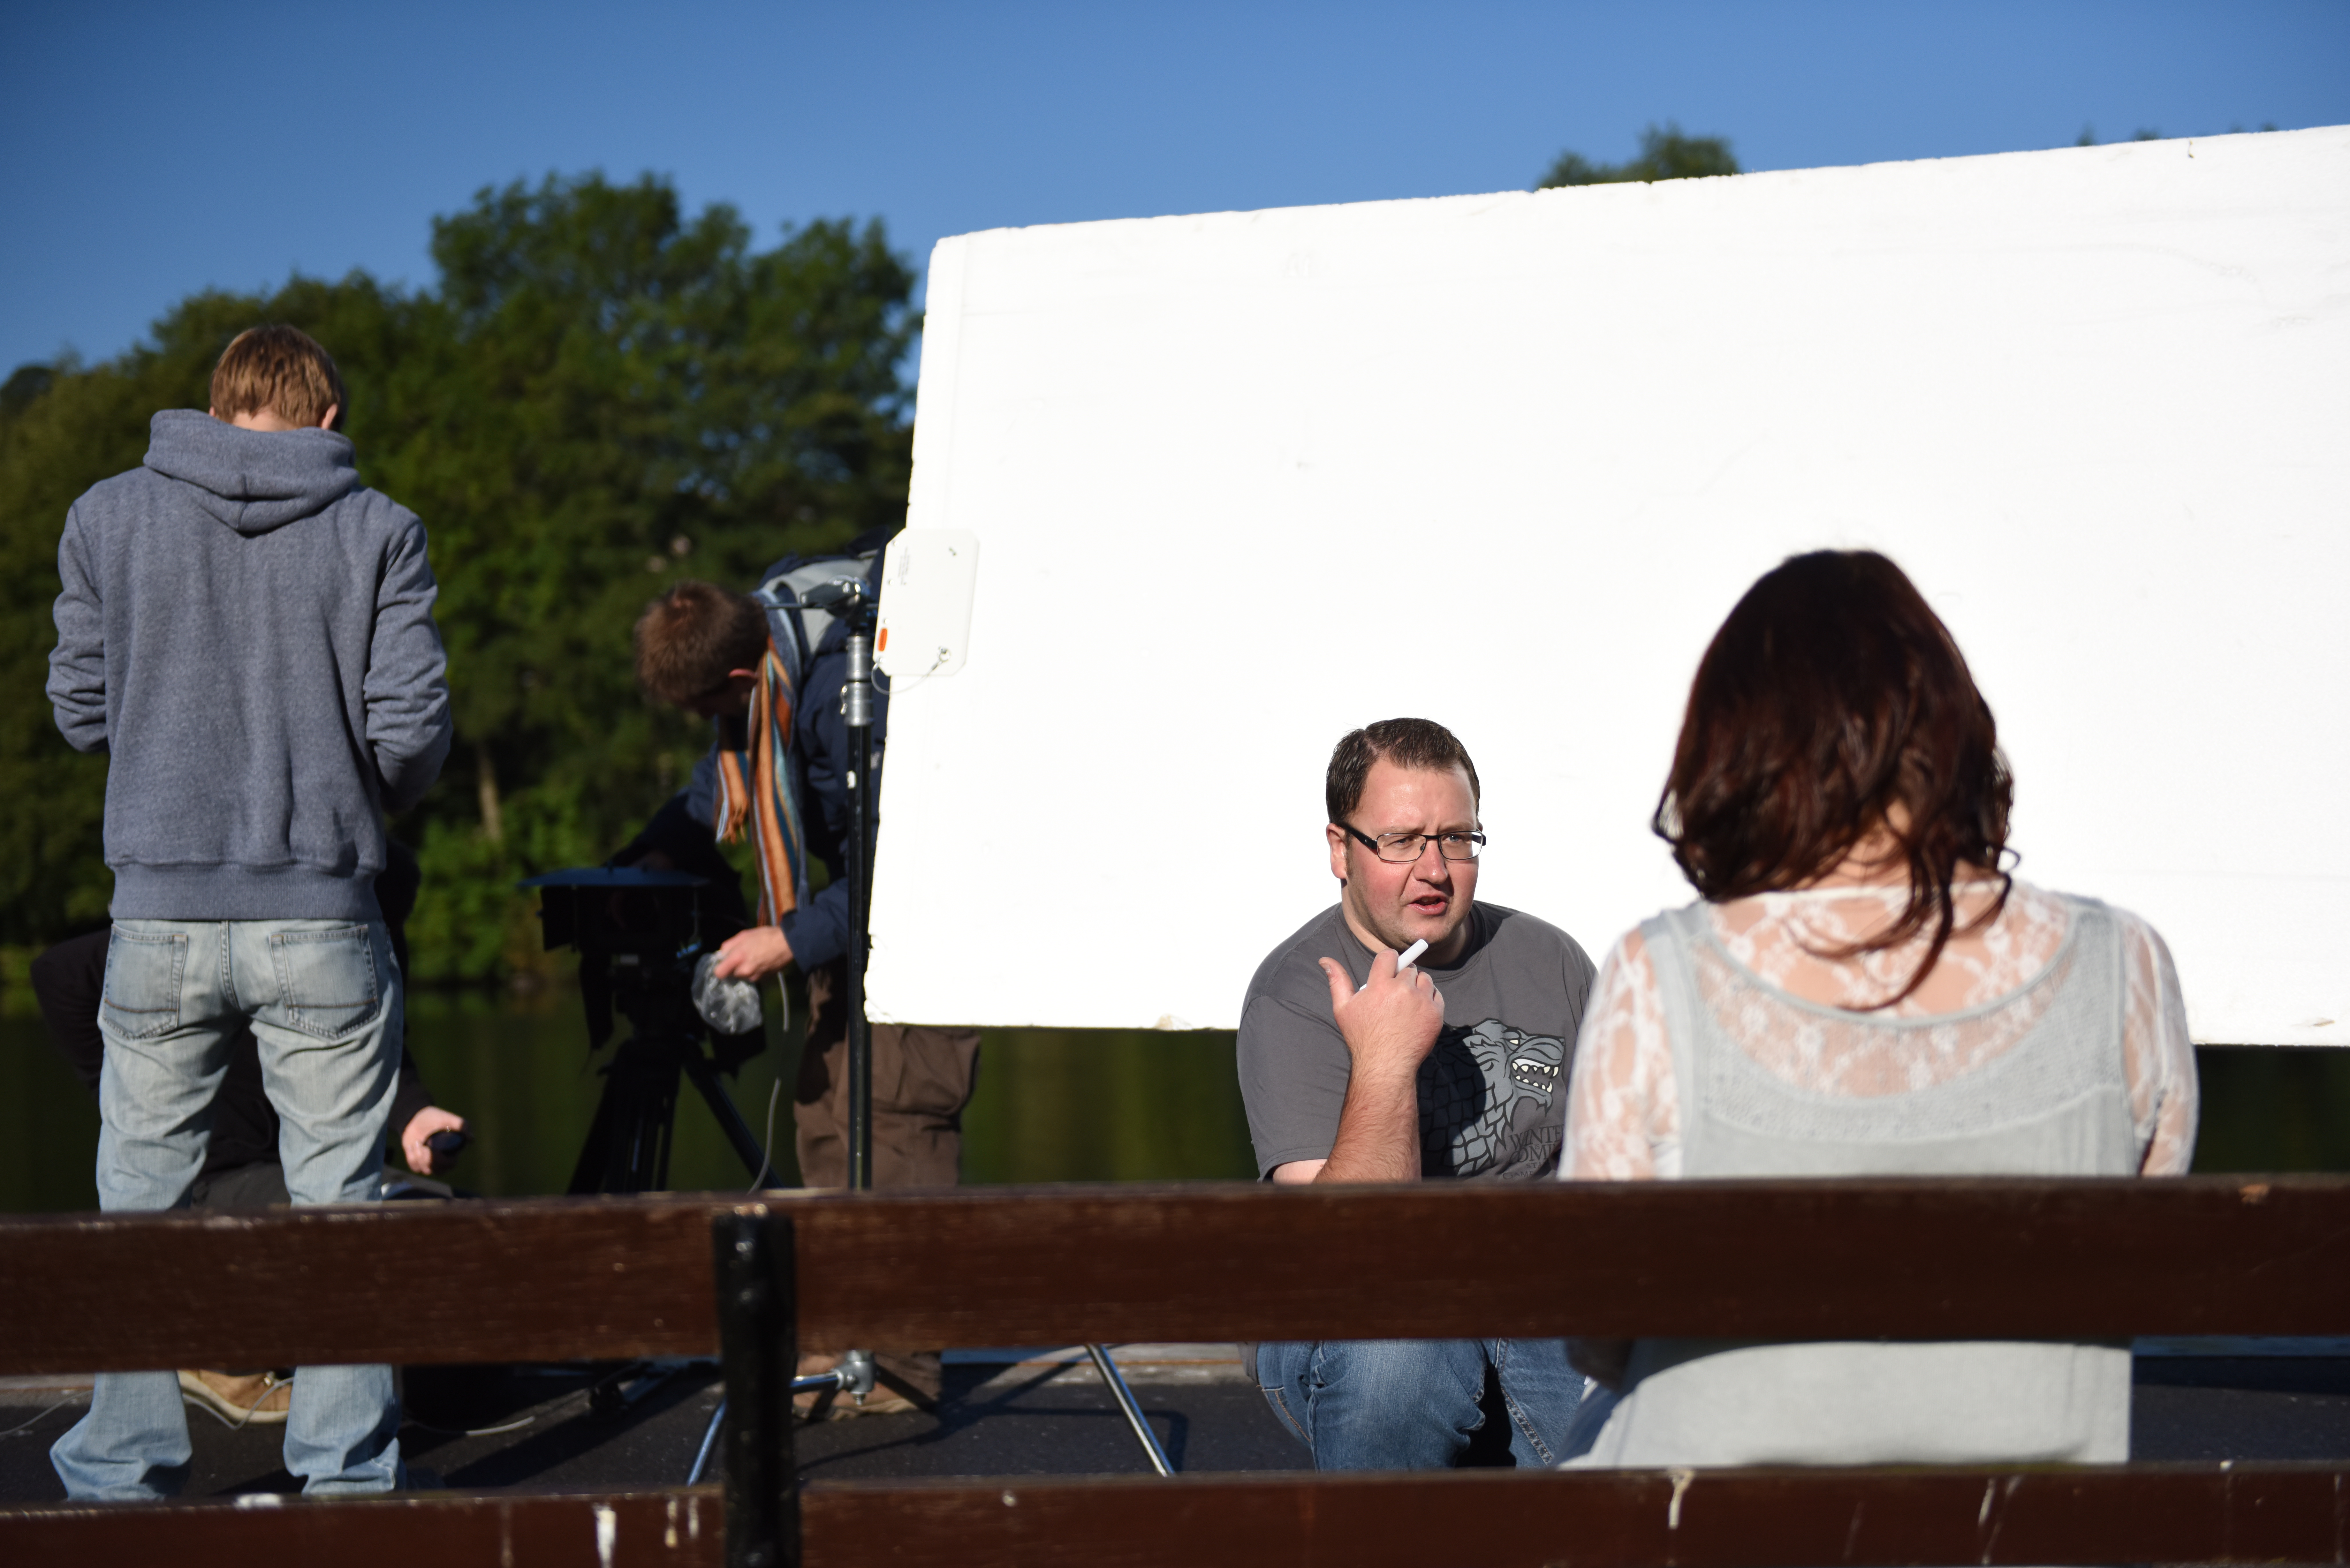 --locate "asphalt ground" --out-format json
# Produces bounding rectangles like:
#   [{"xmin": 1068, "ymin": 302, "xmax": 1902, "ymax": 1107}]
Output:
[
  {"xmin": 0, "ymin": 1352, "xmax": 1303, "ymax": 1502},
  {"xmin": 4, "ymin": 1355, "xmax": 2347, "ymax": 1504}
]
